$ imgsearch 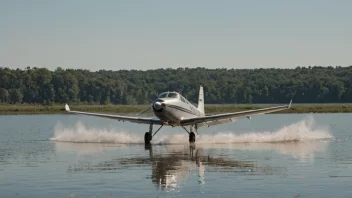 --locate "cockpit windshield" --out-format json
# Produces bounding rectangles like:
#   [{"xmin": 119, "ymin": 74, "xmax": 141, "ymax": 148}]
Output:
[
  {"xmin": 158, "ymin": 92, "xmax": 179, "ymax": 99},
  {"xmin": 168, "ymin": 93, "xmax": 178, "ymax": 98},
  {"xmin": 158, "ymin": 93, "xmax": 168, "ymax": 98}
]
